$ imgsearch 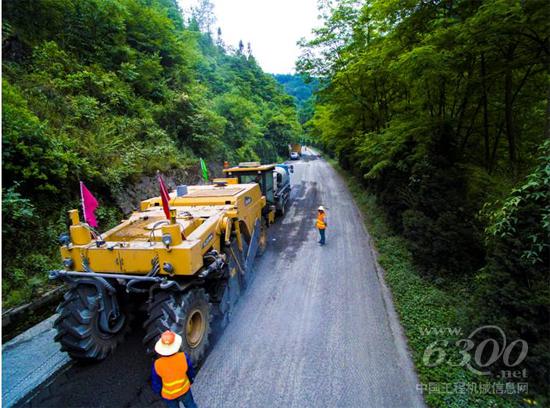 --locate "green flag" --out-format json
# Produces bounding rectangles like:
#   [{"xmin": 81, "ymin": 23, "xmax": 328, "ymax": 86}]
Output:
[{"xmin": 200, "ymin": 158, "xmax": 209, "ymax": 182}]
